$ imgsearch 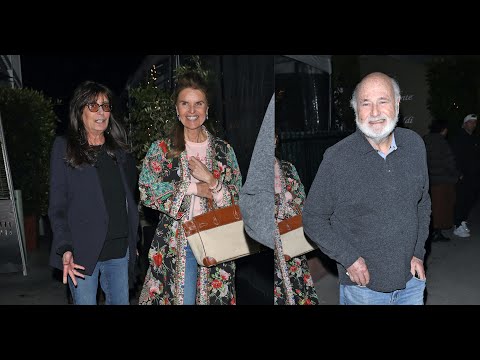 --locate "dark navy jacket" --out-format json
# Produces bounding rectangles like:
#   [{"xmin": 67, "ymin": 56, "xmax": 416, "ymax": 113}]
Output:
[{"xmin": 48, "ymin": 136, "xmax": 139, "ymax": 277}]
